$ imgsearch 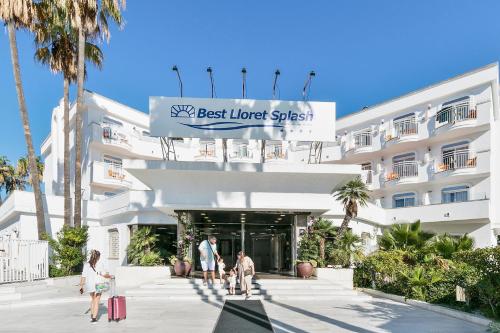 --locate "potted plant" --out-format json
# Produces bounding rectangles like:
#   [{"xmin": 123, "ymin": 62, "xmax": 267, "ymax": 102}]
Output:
[
  {"xmin": 296, "ymin": 231, "xmax": 319, "ymax": 278},
  {"xmin": 183, "ymin": 257, "xmax": 193, "ymax": 277},
  {"xmin": 169, "ymin": 255, "xmax": 185, "ymax": 276}
]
